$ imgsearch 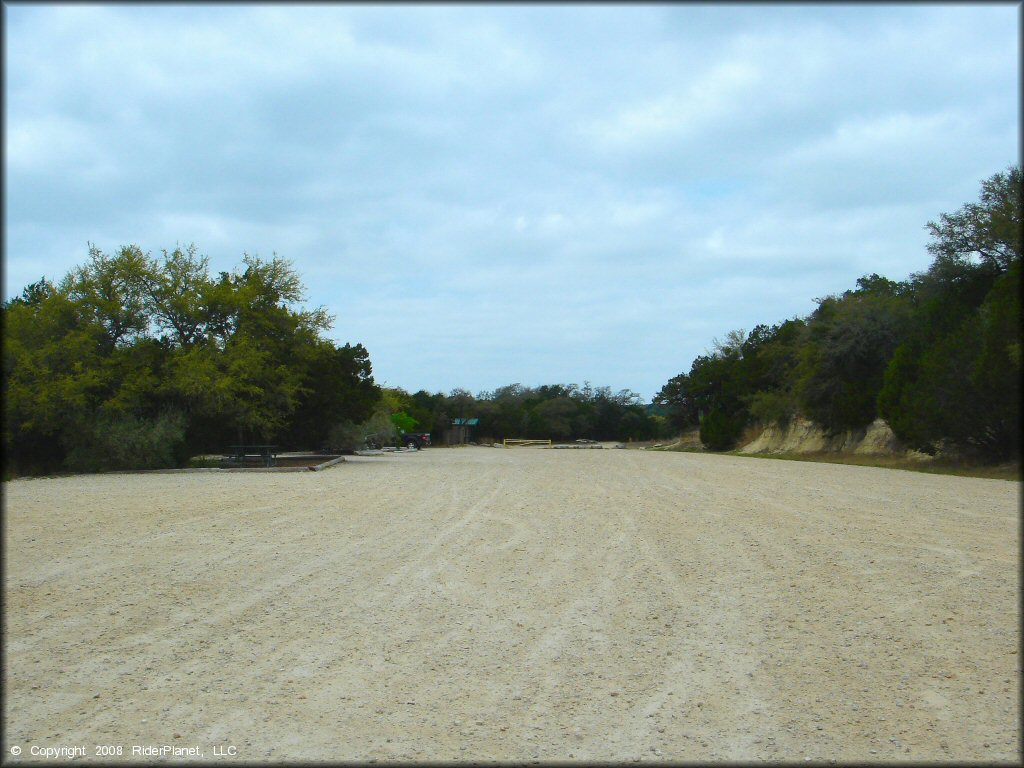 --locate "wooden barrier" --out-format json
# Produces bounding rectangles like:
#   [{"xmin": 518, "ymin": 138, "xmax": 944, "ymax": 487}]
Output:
[{"xmin": 502, "ymin": 438, "xmax": 552, "ymax": 447}]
